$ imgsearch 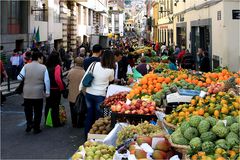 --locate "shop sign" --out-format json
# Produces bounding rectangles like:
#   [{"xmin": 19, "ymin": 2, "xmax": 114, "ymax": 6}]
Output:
[{"xmin": 232, "ymin": 10, "xmax": 240, "ymax": 19}]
